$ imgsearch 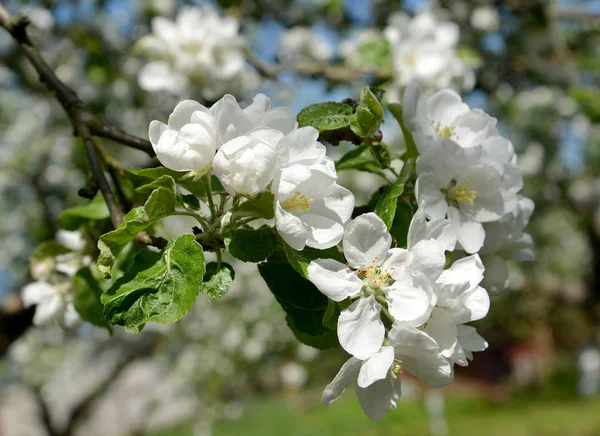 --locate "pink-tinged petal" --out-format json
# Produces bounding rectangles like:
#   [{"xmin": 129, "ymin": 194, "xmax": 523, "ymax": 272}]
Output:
[
  {"xmin": 343, "ymin": 213, "xmax": 391, "ymax": 270},
  {"xmin": 307, "ymin": 259, "xmax": 363, "ymax": 302},
  {"xmin": 338, "ymin": 295, "xmax": 385, "ymax": 360}
]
